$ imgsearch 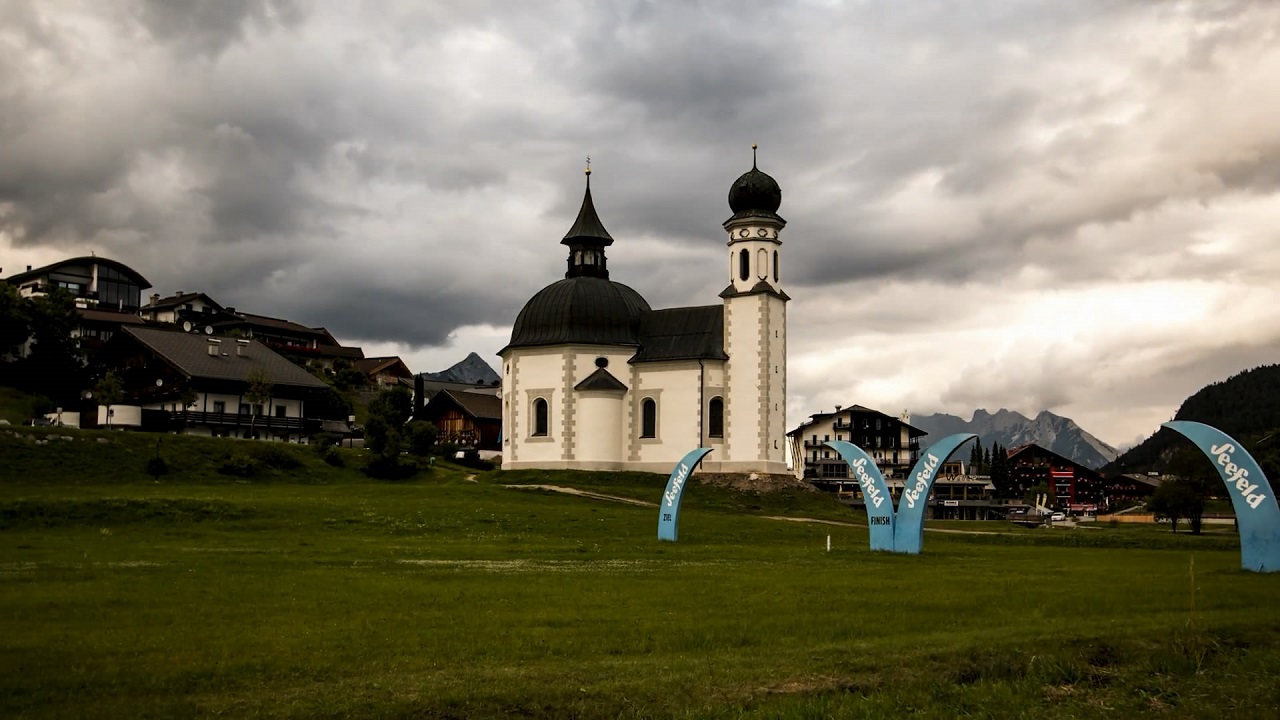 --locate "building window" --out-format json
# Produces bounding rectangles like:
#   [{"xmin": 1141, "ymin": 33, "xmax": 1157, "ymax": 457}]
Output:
[
  {"xmin": 708, "ymin": 397, "xmax": 724, "ymax": 438},
  {"xmin": 824, "ymin": 434, "xmax": 829, "ymax": 442},
  {"xmin": 773, "ymin": 250, "xmax": 779, "ymax": 282},
  {"xmin": 738, "ymin": 249, "xmax": 749, "ymax": 281},
  {"xmin": 641, "ymin": 398, "xmax": 657, "ymax": 438},
  {"xmin": 275, "ymin": 405, "xmax": 286, "ymax": 418},
  {"xmin": 239, "ymin": 403, "xmax": 250, "ymax": 415},
  {"xmin": 757, "ymin": 248, "xmax": 768, "ymax": 279},
  {"xmin": 213, "ymin": 401, "xmax": 225, "ymax": 414},
  {"xmin": 532, "ymin": 398, "xmax": 548, "ymax": 436}
]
